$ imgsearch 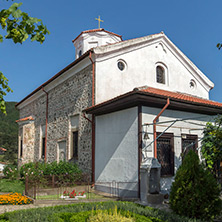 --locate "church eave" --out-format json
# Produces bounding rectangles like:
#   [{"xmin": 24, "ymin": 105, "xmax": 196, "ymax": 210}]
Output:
[{"xmin": 84, "ymin": 89, "xmax": 222, "ymax": 116}]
